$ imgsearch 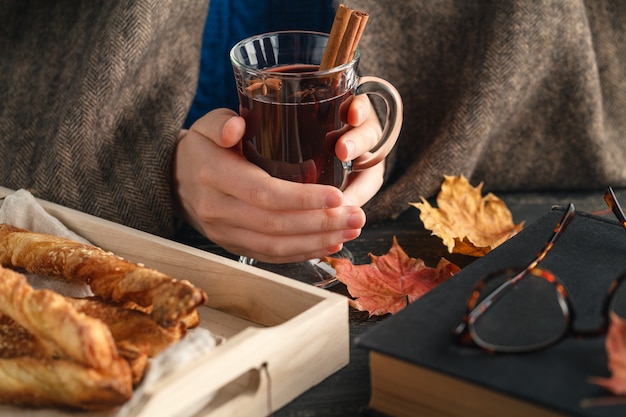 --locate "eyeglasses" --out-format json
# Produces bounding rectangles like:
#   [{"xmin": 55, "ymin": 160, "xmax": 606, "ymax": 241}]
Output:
[
  {"xmin": 605, "ymin": 185, "xmax": 626, "ymax": 229},
  {"xmin": 451, "ymin": 187, "xmax": 626, "ymax": 353}
]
